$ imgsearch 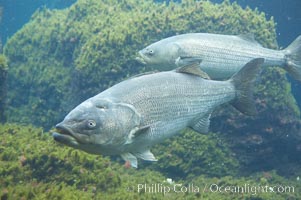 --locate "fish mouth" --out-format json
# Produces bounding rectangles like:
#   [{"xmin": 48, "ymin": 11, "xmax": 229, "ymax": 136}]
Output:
[
  {"xmin": 52, "ymin": 123, "xmax": 79, "ymax": 146},
  {"xmin": 135, "ymin": 51, "xmax": 147, "ymax": 65}
]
